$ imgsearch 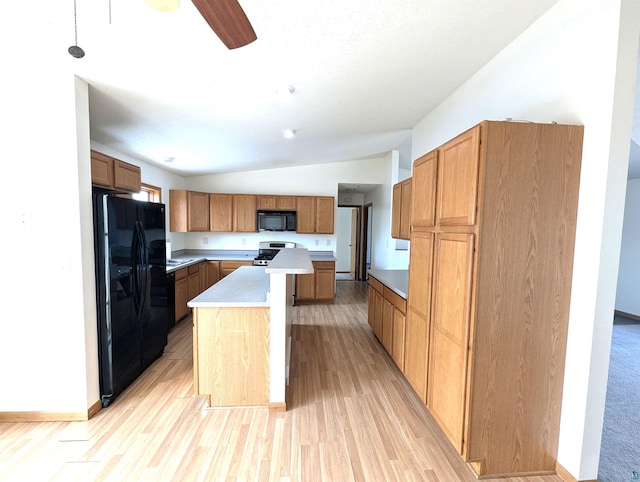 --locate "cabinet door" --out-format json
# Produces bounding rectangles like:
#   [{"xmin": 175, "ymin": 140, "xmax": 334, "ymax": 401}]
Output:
[
  {"xmin": 188, "ymin": 264, "xmax": 200, "ymax": 300},
  {"xmin": 400, "ymin": 179, "xmax": 412, "ymax": 239},
  {"xmin": 187, "ymin": 191, "xmax": 210, "ymax": 232},
  {"xmin": 315, "ymin": 266, "xmax": 335, "ymax": 301},
  {"xmin": 296, "ymin": 273, "xmax": 315, "ymax": 301},
  {"xmin": 113, "ymin": 159, "xmax": 141, "ymax": 193},
  {"xmin": 233, "ymin": 195, "xmax": 257, "ymax": 232},
  {"xmin": 411, "ymin": 150, "xmax": 437, "ymax": 228},
  {"xmin": 219, "ymin": 260, "xmax": 252, "ymax": 278},
  {"xmin": 175, "ymin": 269, "xmax": 189, "ymax": 321},
  {"xmin": 91, "ymin": 151, "xmax": 114, "ymax": 188},
  {"xmin": 257, "ymin": 195, "xmax": 276, "ymax": 210},
  {"xmin": 277, "ymin": 196, "xmax": 297, "ymax": 210},
  {"xmin": 367, "ymin": 285, "xmax": 376, "ymax": 330},
  {"xmin": 205, "ymin": 261, "xmax": 220, "ymax": 289},
  {"xmin": 437, "ymin": 125, "xmax": 480, "ymax": 226},
  {"xmin": 373, "ymin": 289, "xmax": 384, "ymax": 341},
  {"xmin": 392, "ymin": 309, "xmax": 406, "ymax": 370},
  {"xmin": 427, "ymin": 232, "xmax": 475, "ymax": 454},
  {"xmin": 405, "ymin": 231, "xmax": 435, "ymax": 403},
  {"xmin": 391, "ymin": 183, "xmax": 401, "ymax": 238},
  {"xmin": 296, "ymin": 197, "xmax": 316, "ymax": 233},
  {"xmin": 315, "ymin": 197, "xmax": 335, "ymax": 234},
  {"xmin": 209, "ymin": 194, "xmax": 233, "ymax": 232},
  {"xmin": 382, "ymin": 298, "xmax": 394, "ymax": 353}
]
